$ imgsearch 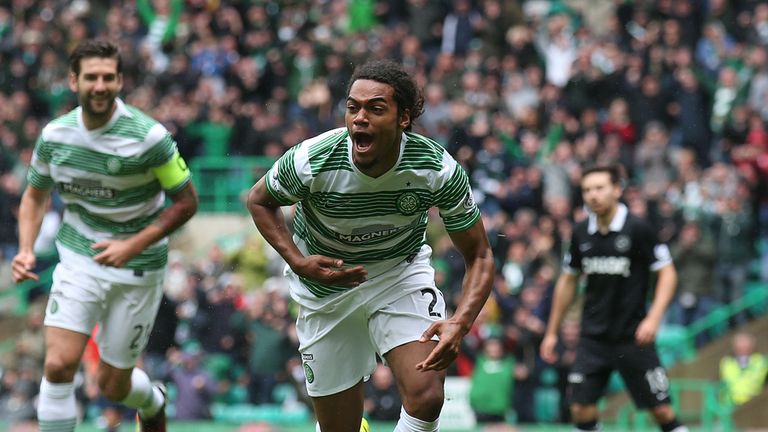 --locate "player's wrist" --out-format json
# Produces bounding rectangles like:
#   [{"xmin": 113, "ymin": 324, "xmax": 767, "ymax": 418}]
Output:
[{"xmin": 285, "ymin": 253, "xmax": 308, "ymax": 271}]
